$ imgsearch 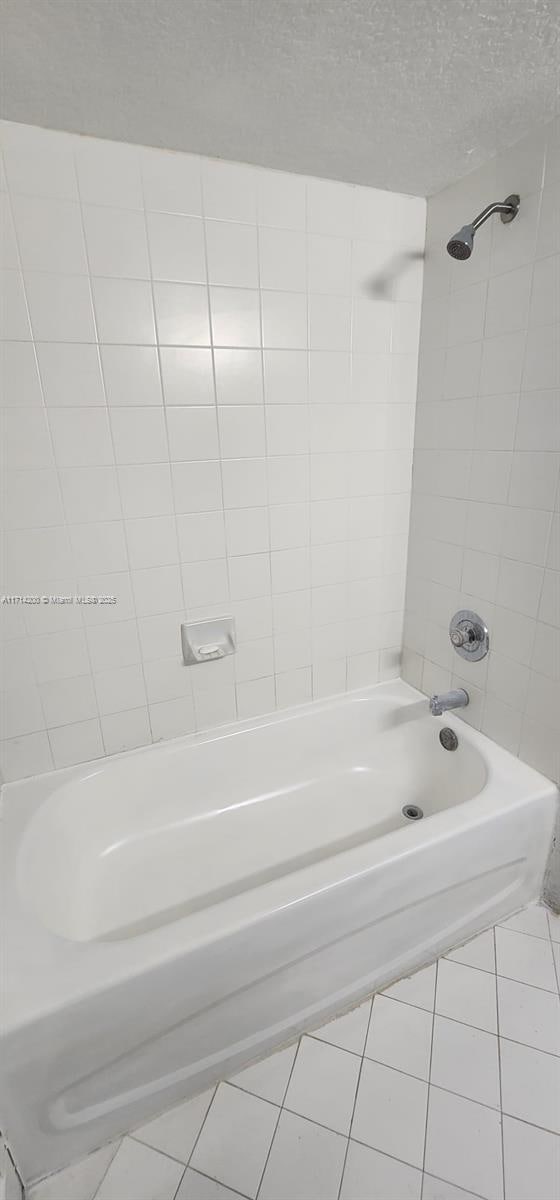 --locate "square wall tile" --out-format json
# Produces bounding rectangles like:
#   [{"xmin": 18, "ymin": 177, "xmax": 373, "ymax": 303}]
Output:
[
  {"xmin": 110, "ymin": 407, "xmax": 168, "ymax": 464},
  {"xmin": 259, "ymin": 227, "xmax": 307, "ymax": 292},
  {"xmin": 92, "ymin": 277, "xmax": 155, "ymax": 344},
  {"xmin": 49, "ymin": 718, "xmax": 104, "ymax": 769},
  {"xmin": 94, "ymin": 663, "xmax": 146, "ymax": 715},
  {"xmin": 206, "ymin": 220, "xmax": 258, "ymax": 288},
  {"xmin": 1, "ymin": 269, "xmax": 31, "ymax": 339},
  {"xmin": 146, "ymin": 211, "xmax": 206, "ymax": 282},
  {"xmin": 172, "ymin": 460, "xmax": 223, "ymax": 513},
  {"xmin": 261, "ymin": 290, "xmax": 307, "ymax": 349},
  {"xmin": 101, "ymin": 708, "xmax": 151, "ymax": 755},
  {"xmin": 13, "ymin": 194, "xmax": 87, "ymax": 274},
  {"xmin": 49, "ymin": 408, "xmax": 114, "ymax": 467},
  {"xmin": 263, "ymin": 349, "xmax": 308, "ymax": 404},
  {"xmin": 160, "ymin": 347, "xmax": 214, "ymax": 406},
  {"xmin": 309, "ymin": 294, "xmax": 352, "ymax": 352},
  {"xmin": 0, "ymin": 340, "xmax": 43, "ymax": 407},
  {"xmin": 4, "ymin": 407, "xmax": 53, "ymax": 468},
  {"xmin": 26, "ymin": 272, "xmax": 96, "ymax": 342},
  {"xmin": 2, "ymin": 122, "xmax": 79, "ymax": 199},
  {"xmin": 149, "ymin": 695, "xmax": 195, "ymax": 740},
  {"xmin": 154, "ymin": 281, "xmax": 210, "ymax": 346},
  {"xmin": 166, "ymin": 406, "xmax": 219, "ymax": 461},
  {"xmin": 75, "ymin": 138, "xmax": 143, "ymax": 208},
  {"xmin": 83, "ymin": 205, "xmax": 149, "ymax": 278},
  {"xmin": 142, "ymin": 147, "xmax": 202, "ymax": 215},
  {"xmin": 202, "ymin": 159, "xmax": 257, "ymax": 223},
  {"xmin": 101, "ymin": 345, "xmax": 162, "ymax": 406},
  {"xmin": 119, "ymin": 463, "xmax": 173, "ymax": 518},
  {"xmin": 218, "ymin": 406, "xmax": 265, "ymax": 458},
  {"xmin": 37, "ymin": 343, "xmax": 105, "ymax": 407},
  {"xmin": 210, "ymin": 286, "xmax": 261, "ymax": 347},
  {"xmin": 257, "ymin": 169, "xmax": 306, "ymax": 230},
  {"xmin": 178, "ymin": 511, "xmax": 226, "ymax": 562},
  {"xmin": 214, "ymin": 348, "xmax": 263, "ymax": 405}
]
